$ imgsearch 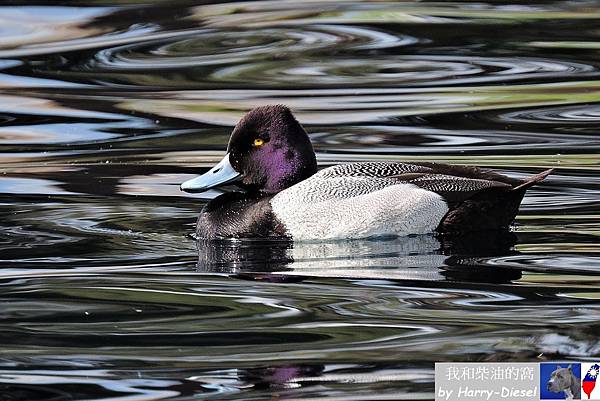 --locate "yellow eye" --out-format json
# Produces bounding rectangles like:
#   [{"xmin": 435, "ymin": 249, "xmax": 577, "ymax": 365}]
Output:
[{"xmin": 253, "ymin": 138, "xmax": 264, "ymax": 147}]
